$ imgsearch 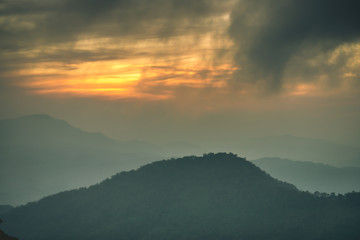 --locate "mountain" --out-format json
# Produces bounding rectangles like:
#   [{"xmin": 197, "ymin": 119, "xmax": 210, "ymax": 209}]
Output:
[
  {"xmin": 253, "ymin": 158, "xmax": 360, "ymax": 194},
  {"xmin": 234, "ymin": 135, "xmax": 360, "ymax": 167},
  {"xmin": 0, "ymin": 114, "xmax": 162, "ymax": 206},
  {"xmin": 0, "ymin": 206, "xmax": 13, "ymax": 215},
  {"xmin": 1, "ymin": 153, "xmax": 360, "ymax": 240}
]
